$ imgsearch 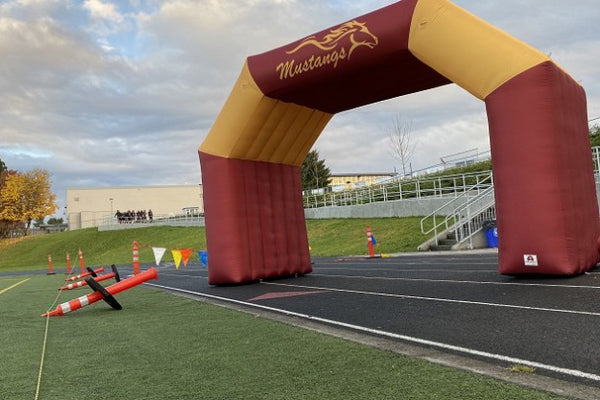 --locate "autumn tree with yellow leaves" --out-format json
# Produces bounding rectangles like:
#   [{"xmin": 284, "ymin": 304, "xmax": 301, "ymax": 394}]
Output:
[{"xmin": 0, "ymin": 168, "xmax": 57, "ymax": 235}]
